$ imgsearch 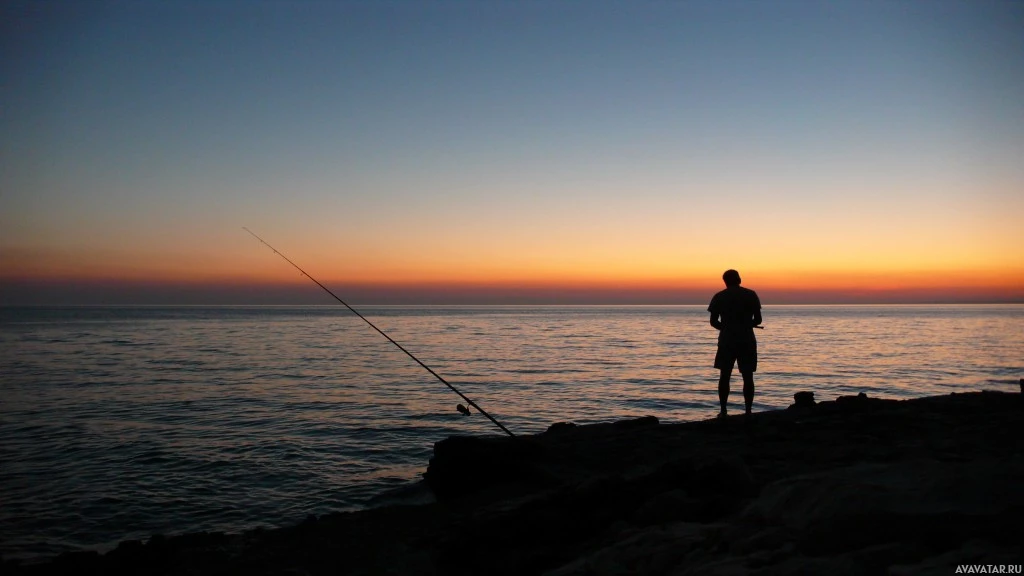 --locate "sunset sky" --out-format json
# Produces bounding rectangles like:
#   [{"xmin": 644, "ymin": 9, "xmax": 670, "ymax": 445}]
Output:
[{"xmin": 2, "ymin": 1, "xmax": 1022, "ymax": 304}]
